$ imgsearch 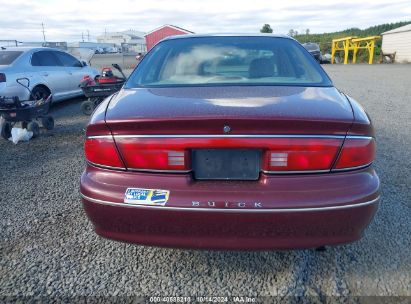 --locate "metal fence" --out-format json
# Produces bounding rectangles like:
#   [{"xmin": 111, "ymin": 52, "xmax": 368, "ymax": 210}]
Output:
[
  {"xmin": 0, "ymin": 40, "xmax": 19, "ymax": 47},
  {"xmin": 89, "ymin": 53, "xmax": 138, "ymax": 70}
]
